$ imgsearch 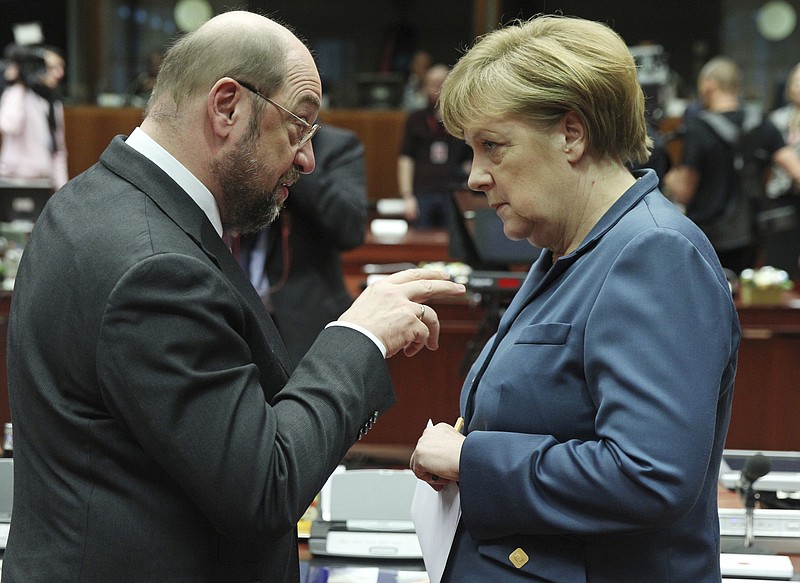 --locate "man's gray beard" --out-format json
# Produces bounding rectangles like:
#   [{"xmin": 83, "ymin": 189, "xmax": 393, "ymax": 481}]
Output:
[
  {"xmin": 218, "ymin": 176, "xmax": 284, "ymax": 236},
  {"xmin": 234, "ymin": 189, "xmax": 283, "ymax": 235},
  {"xmin": 212, "ymin": 137, "xmax": 292, "ymax": 235}
]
